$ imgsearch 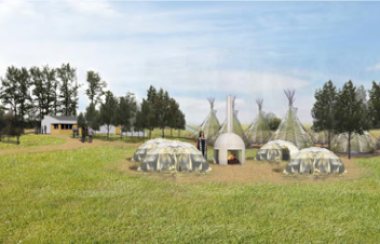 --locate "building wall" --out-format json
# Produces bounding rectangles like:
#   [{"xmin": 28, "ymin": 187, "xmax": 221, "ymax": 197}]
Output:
[
  {"xmin": 42, "ymin": 116, "xmax": 142, "ymax": 136},
  {"xmin": 95, "ymin": 125, "xmax": 116, "ymax": 134},
  {"xmin": 51, "ymin": 124, "xmax": 80, "ymax": 134}
]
